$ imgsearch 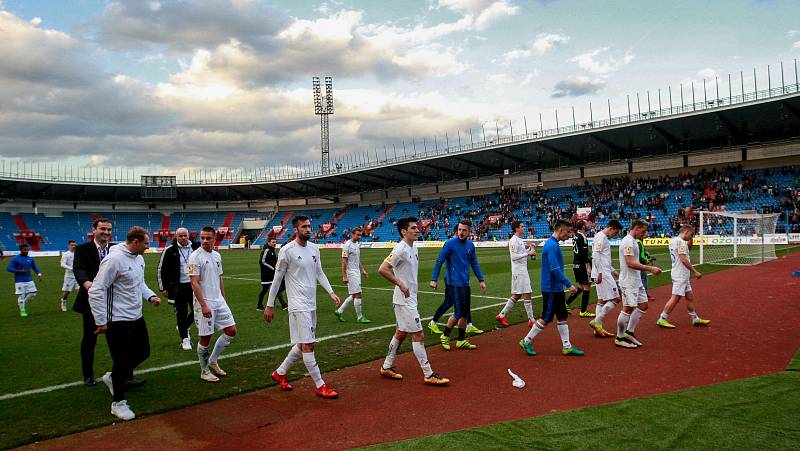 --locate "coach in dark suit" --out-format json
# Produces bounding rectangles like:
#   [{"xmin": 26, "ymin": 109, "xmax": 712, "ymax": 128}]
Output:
[
  {"xmin": 157, "ymin": 227, "xmax": 200, "ymax": 350},
  {"xmin": 73, "ymin": 217, "xmax": 113, "ymax": 386}
]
